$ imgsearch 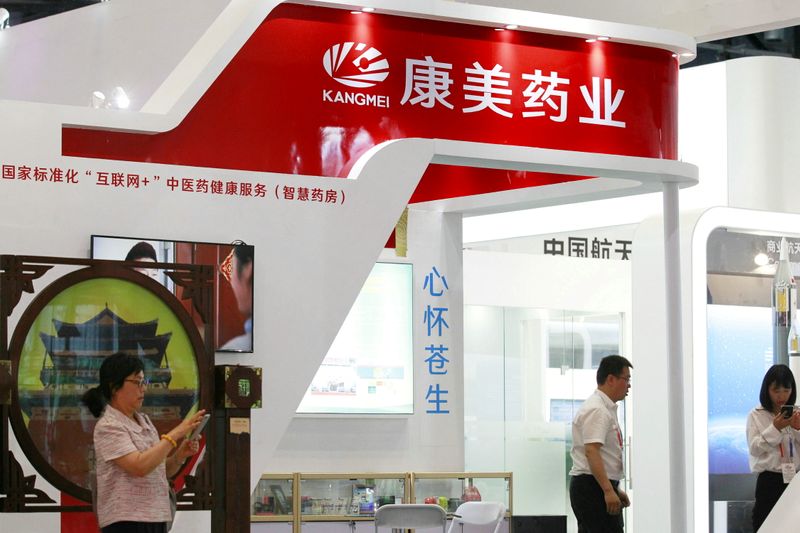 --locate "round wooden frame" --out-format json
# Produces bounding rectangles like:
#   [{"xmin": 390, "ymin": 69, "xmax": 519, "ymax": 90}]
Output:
[{"xmin": 7, "ymin": 263, "xmax": 209, "ymax": 503}]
